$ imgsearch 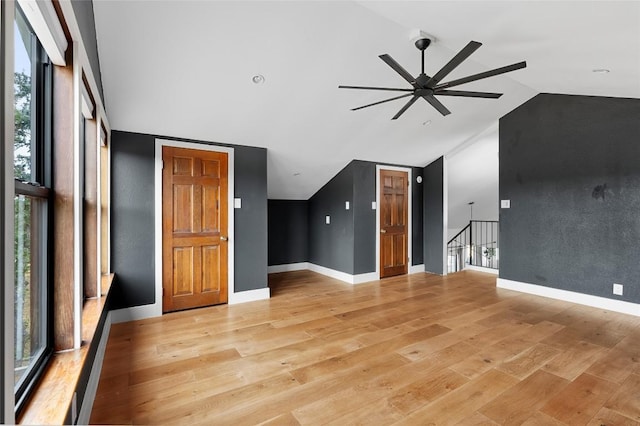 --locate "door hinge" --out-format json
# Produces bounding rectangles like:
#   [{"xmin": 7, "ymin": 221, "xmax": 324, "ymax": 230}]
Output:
[{"xmin": 161, "ymin": 160, "xmax": 165, "ymax": 170}]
